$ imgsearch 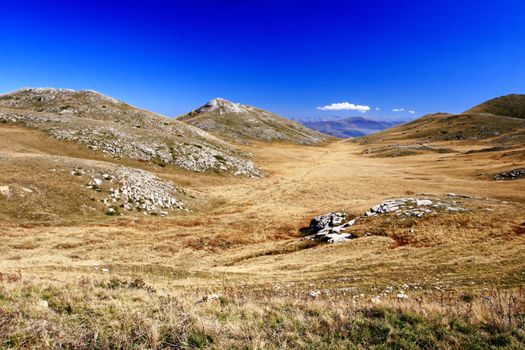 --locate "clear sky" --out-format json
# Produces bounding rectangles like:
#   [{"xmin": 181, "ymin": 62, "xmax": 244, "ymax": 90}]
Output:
[{"xmin": 1, "ymin": 1, "xmax": 524, "ymax": 121}]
